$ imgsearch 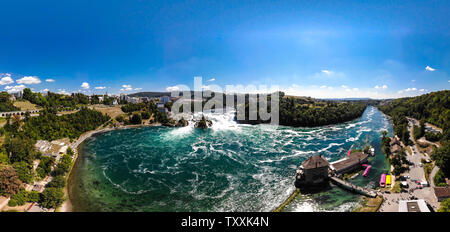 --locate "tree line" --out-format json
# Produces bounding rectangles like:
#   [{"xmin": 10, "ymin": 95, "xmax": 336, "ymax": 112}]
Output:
[{"xmin": 236, "ymin": 92, "xmax": 367, "ymax": 127}]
